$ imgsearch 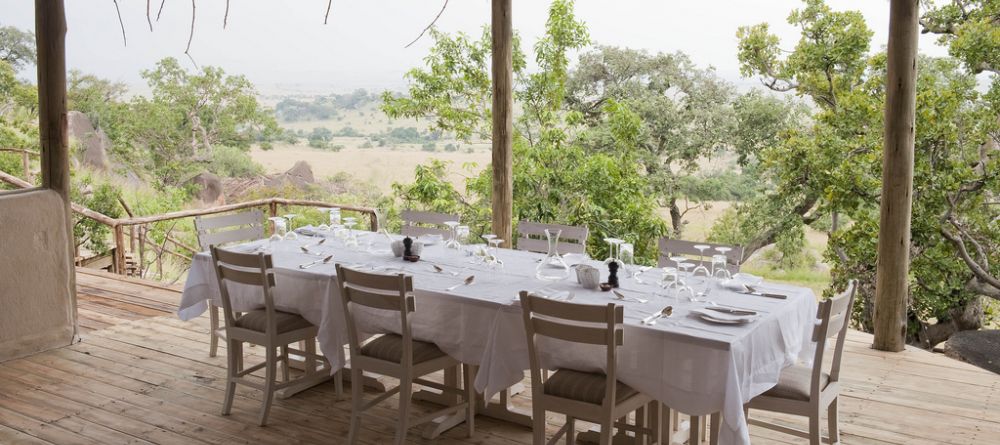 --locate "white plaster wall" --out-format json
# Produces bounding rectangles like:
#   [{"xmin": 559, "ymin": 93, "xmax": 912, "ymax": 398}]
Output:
[{"xmin": 0, "ymin": 189, "xmax": 76, "ymax": 361}]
